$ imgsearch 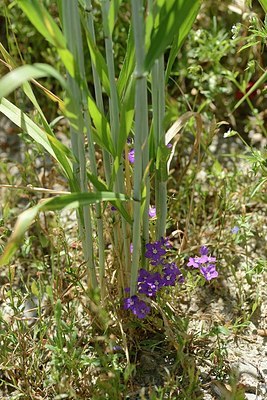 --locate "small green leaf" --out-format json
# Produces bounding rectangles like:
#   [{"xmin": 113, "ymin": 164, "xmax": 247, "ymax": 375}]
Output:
[
  {"xmin": 223, "ymin": 129, "xmax": 238, "ymax": 138},
  {"xmin": 31, "ymin": 281, "xmax": 39, "ymax": 297}
]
